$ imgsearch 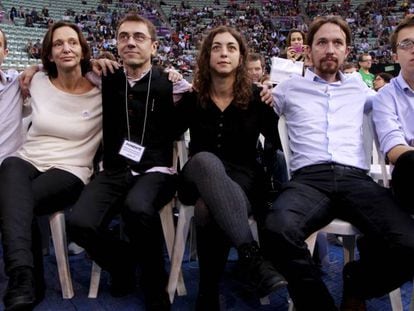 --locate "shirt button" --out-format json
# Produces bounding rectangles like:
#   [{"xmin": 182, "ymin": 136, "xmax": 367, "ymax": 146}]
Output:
[
  {"xmin": 219, "ymin": 123, "xmax": 223, "ymax": 127},
  {"xmin": 217, "ymin": 133, "xmax": 222, "ymax": 138},
  {"xmin": 217, "ymin": 144, "xmax": 221, "ymax": 148}
]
